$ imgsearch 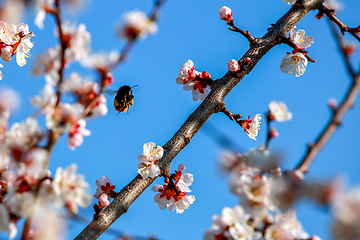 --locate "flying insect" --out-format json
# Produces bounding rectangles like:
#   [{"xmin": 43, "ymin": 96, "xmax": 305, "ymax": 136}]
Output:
[{"xmin": 108, "ymin": 85, "xmax": 137, "ymax": 114}]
